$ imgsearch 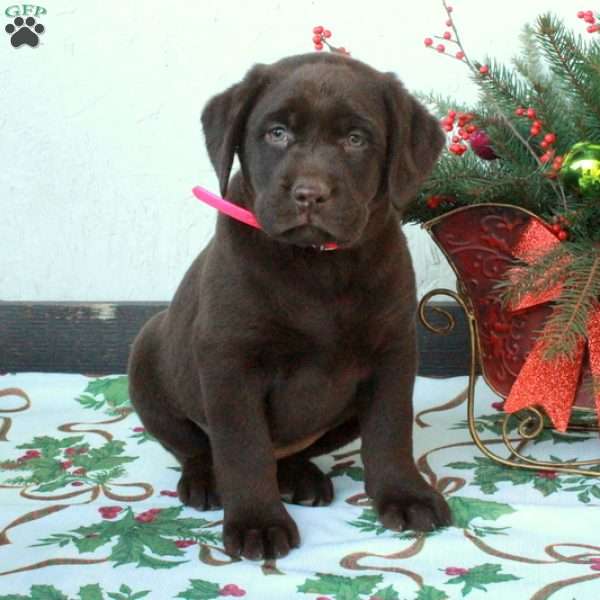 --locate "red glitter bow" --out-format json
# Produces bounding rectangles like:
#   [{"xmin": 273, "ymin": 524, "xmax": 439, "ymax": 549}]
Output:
[{"xmin": 503, "ymin": 221, "xmax": 600, "ymax": 431}]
